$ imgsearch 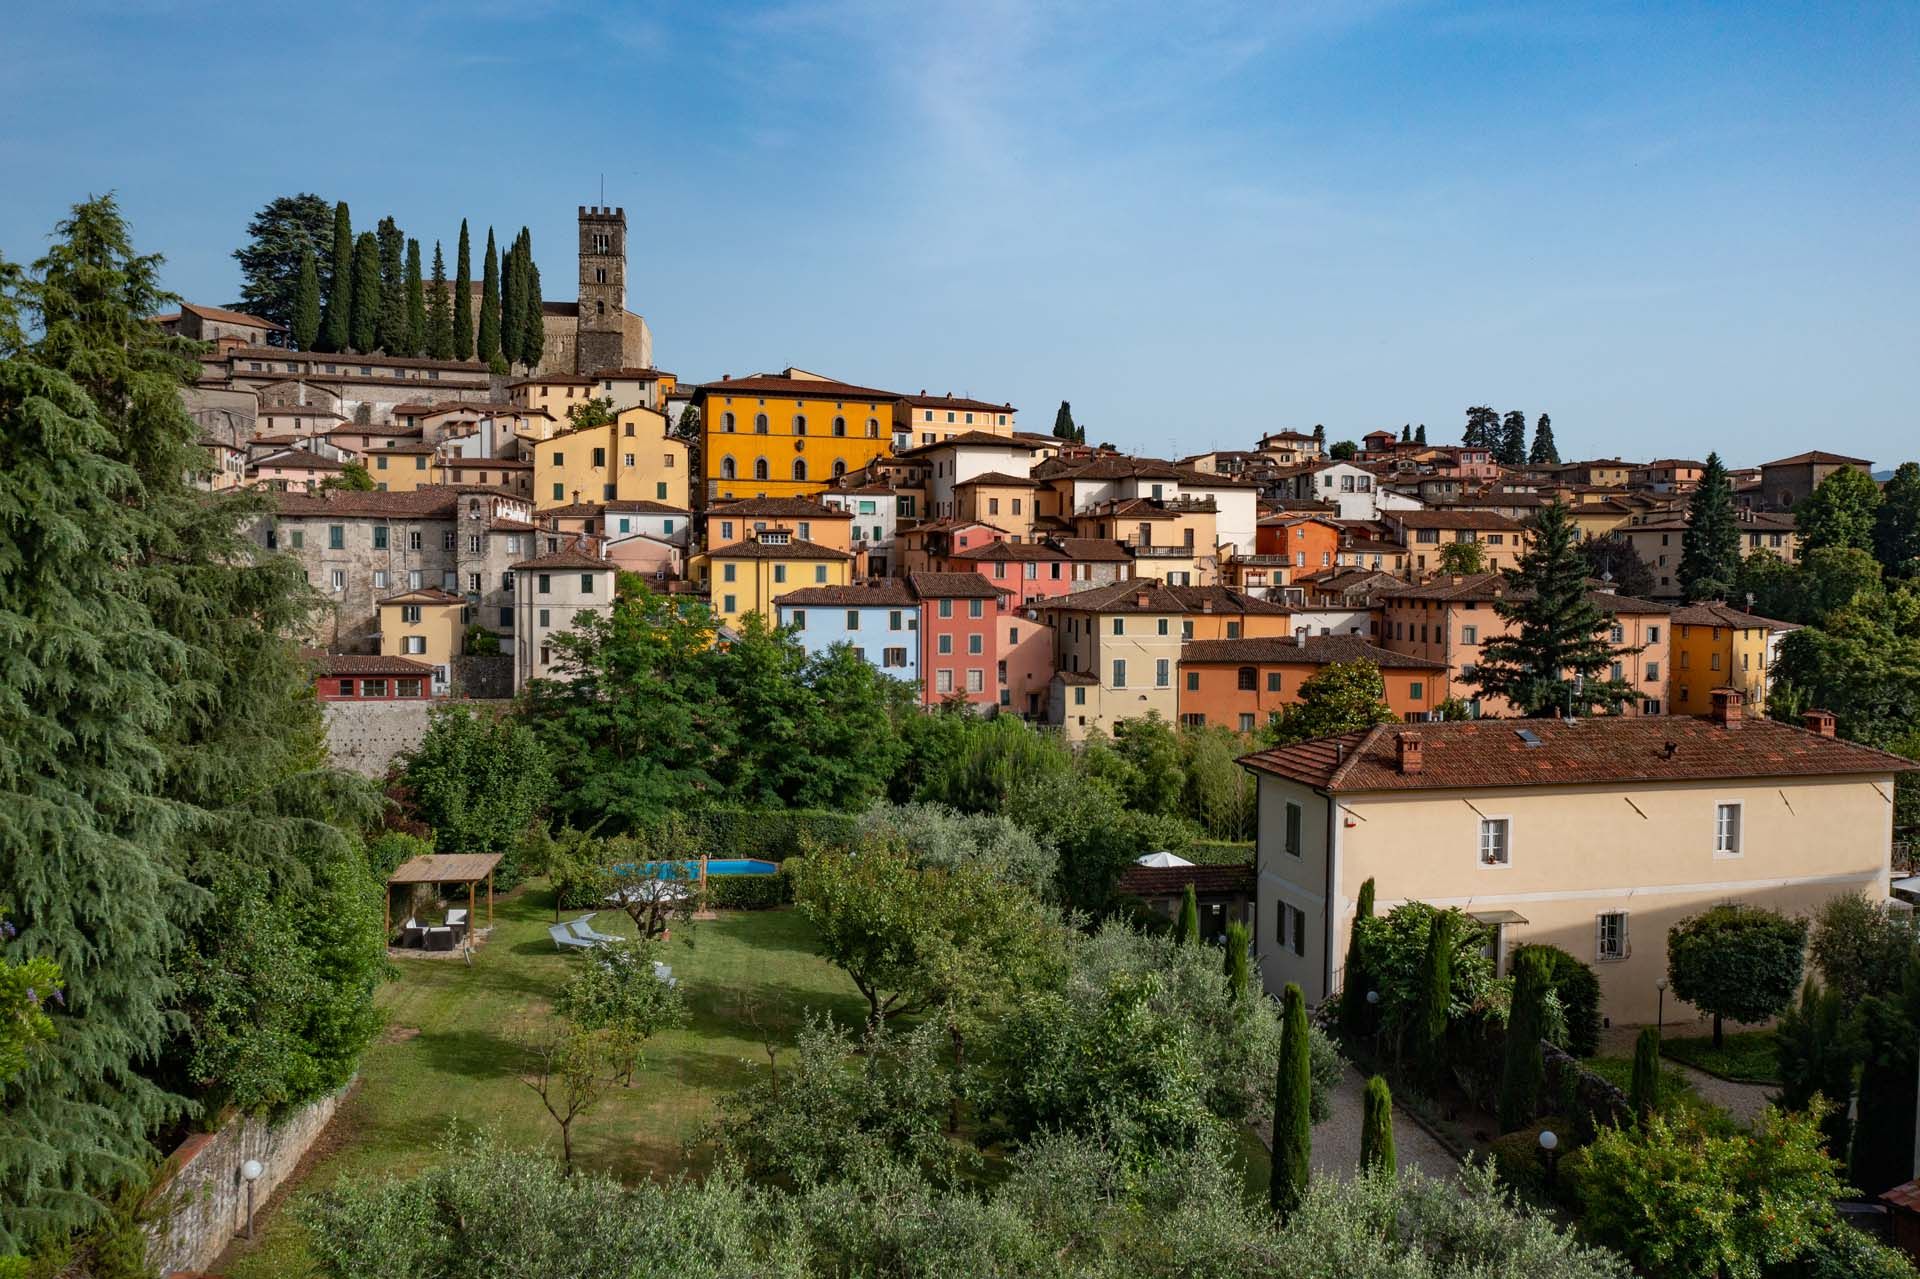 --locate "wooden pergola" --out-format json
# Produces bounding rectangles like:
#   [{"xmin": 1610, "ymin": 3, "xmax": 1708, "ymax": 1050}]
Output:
[{"xmin": 385, "ymin": 853, "xmax": 503, "ymax": 940}]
